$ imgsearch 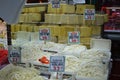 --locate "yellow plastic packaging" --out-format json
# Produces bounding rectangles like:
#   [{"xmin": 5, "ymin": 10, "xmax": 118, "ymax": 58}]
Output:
[
  {"xmin": 76, "ymin": 4, "xmax": 95, "ymax": 14},
  {"xmin": 80, "ymin": 26, "xmax": 92, "ymax": 37}
]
